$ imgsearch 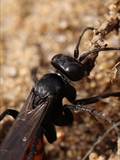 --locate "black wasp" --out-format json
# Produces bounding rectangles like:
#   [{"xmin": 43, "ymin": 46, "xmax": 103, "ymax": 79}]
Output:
[{"xmin": 0, "ymin": 27, "xmax": 120, "ymax": 160}]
